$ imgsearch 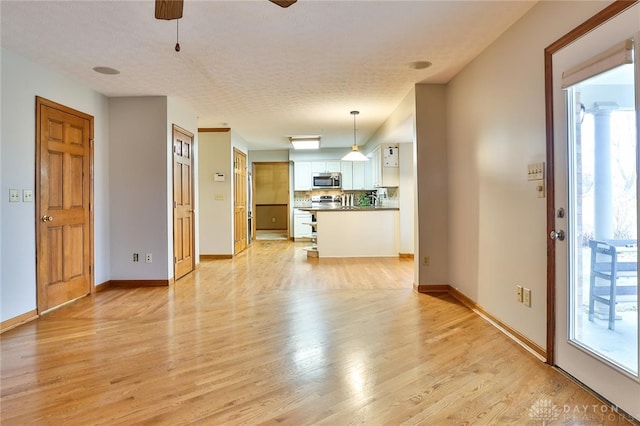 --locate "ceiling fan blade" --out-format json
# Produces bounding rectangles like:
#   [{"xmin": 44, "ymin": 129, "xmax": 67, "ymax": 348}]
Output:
[
  {"xmin": 155, "ymin": 0, "xmax": 183, "ymax": 20},
  {"xmin": 269, "ymin": 0, "xmax": 297, "ymax": 8}
]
